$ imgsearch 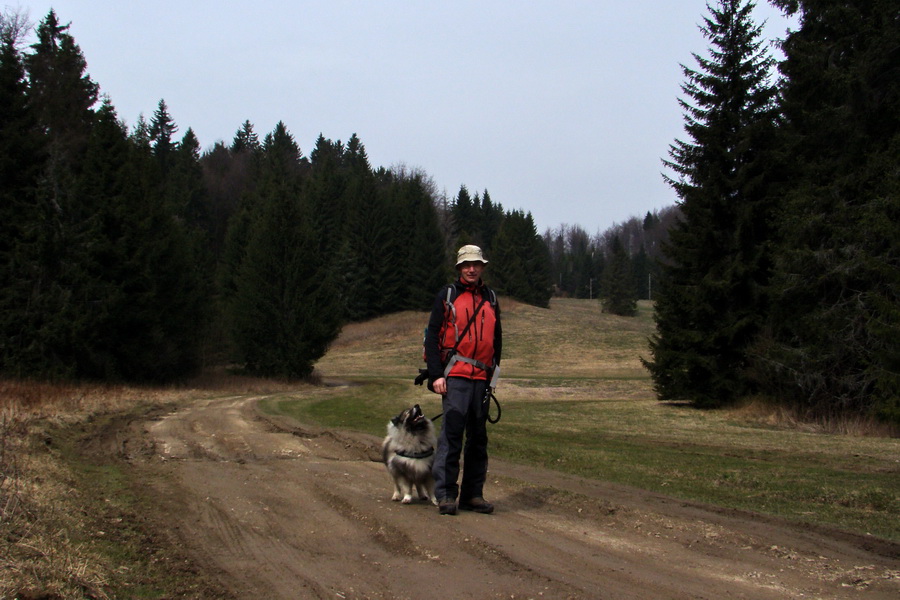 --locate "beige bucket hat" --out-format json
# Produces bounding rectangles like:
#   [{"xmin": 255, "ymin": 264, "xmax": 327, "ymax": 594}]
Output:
[{"xmin": 456, "ymin": 244, "xmax": 488, "ymax": 266}]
